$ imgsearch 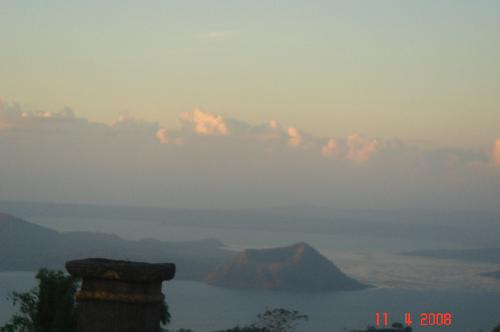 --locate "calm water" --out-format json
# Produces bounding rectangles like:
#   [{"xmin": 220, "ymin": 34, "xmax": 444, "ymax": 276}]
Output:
[
  {"xmin": 24, "ymin": 216, "xmax": 500, "ymax": 291},
  {"xmin": 0, "ymin": 272, "xmax": 499, "ymax": 332},
  {"xmin": 1, "ymin": 215, "xmax": 499, "ymax": 331}
]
